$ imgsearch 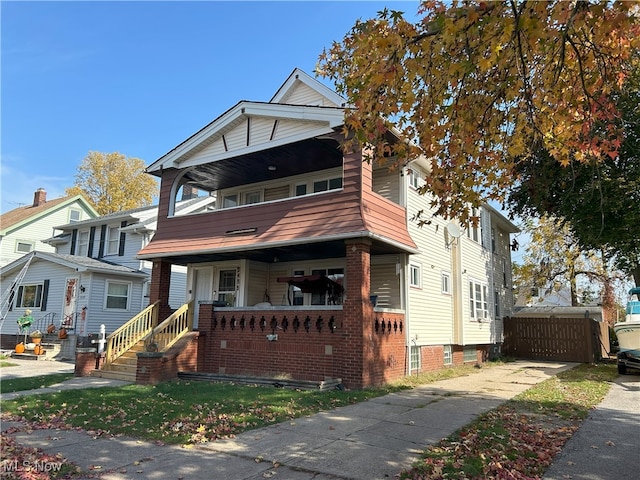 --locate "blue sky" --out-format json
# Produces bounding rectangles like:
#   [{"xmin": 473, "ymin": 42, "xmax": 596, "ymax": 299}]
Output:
[{"xmin": 1, "ymin": 0, "xmax": 421, "ymax": 213}]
